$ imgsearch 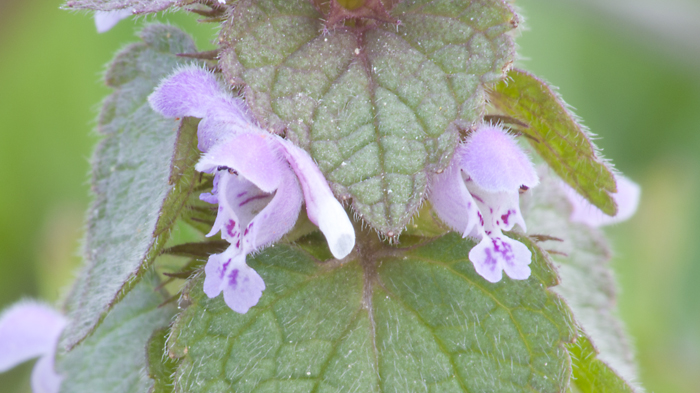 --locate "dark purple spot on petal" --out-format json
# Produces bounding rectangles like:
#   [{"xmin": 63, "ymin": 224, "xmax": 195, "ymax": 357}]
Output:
[
  {"xmin": 478, "ymin": 212, "xmax": 484, "ymax": 227},
  {"xmin": 237, "ymin": 191, "xmax": 247, "ymax": 198},
  {"xmin": 501, "ymin": 210, "xmax": 512, "ymax": 226},
  {"xmin": 471, "ymin": 194, "xmax": 484, "ymax": 203},
  {"xmin": 235, "ymin": 240, "xmax": 241, "ymax": 248},
  {"xmin": 220, "ymin": 259, "xmax": 231, "ymax": 279},
  {"xmin": 228, "ymin": 269, "xmax": 239, "ymax": 287},
  {"xmin": 226, "ymin": 220, "xmax": 236, "ymax": 237}
]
